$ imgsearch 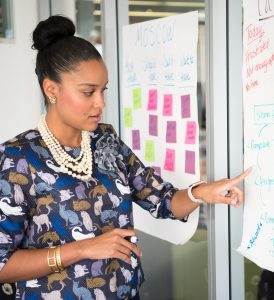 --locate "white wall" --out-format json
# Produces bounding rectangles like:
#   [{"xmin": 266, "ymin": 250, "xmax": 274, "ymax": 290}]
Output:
[
  {"xmin": 0, "ymin": 0, "xmax": 42, "ymax": 143},
  {"xmin": 51, "ymin": 0, "xmax": 76, "ymax": 23}
]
